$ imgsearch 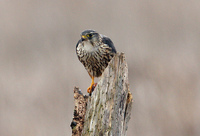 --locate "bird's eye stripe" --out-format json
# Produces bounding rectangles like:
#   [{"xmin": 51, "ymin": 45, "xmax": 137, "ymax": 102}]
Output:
[{"xmin": 87, "ymin": 34, "xmax": 92, "ymax": 37}]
